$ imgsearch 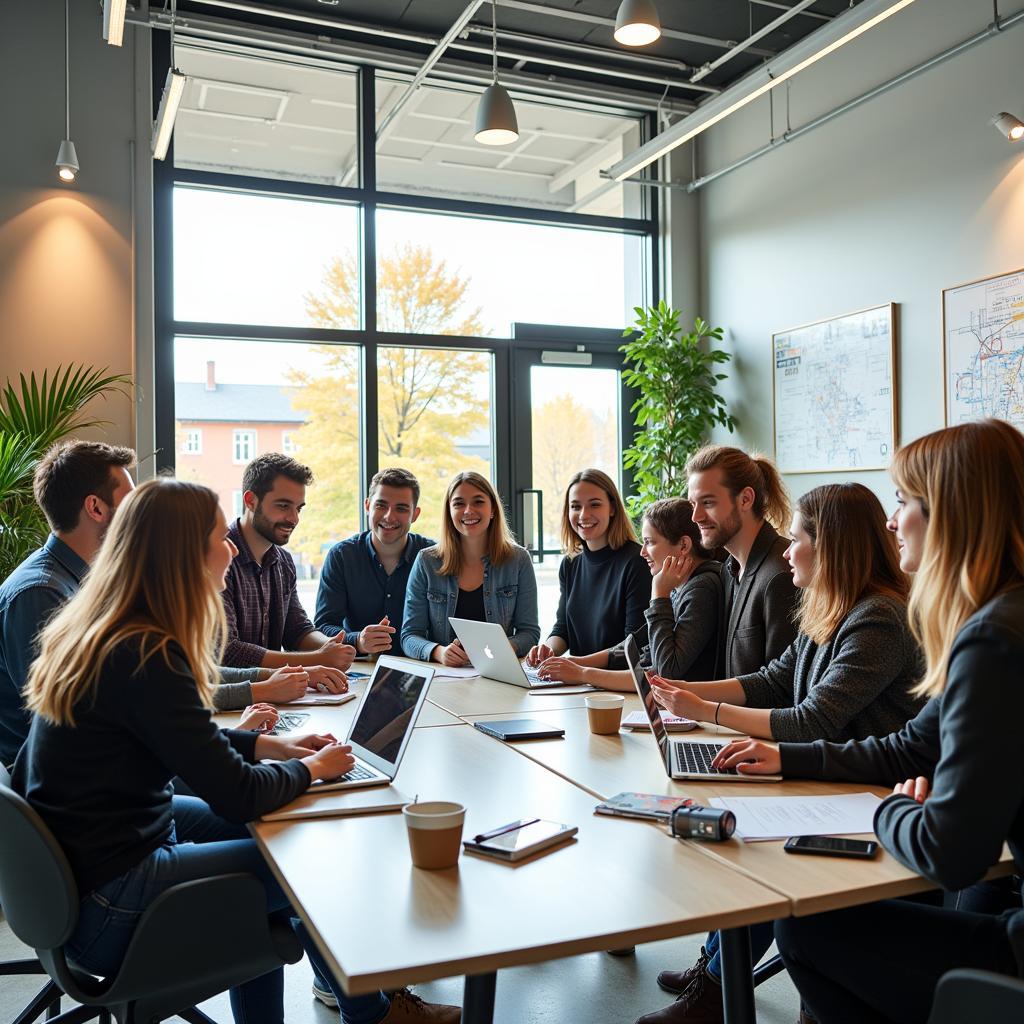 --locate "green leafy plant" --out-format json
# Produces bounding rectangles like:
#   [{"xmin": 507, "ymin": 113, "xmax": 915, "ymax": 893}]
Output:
[
  {"xmin": 0, "ymin": 365, "xmax": 132, "ymax": 579},
  {"xmin": 620, "ymin": 302, "xmax": 737, "ymax": 517}
]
